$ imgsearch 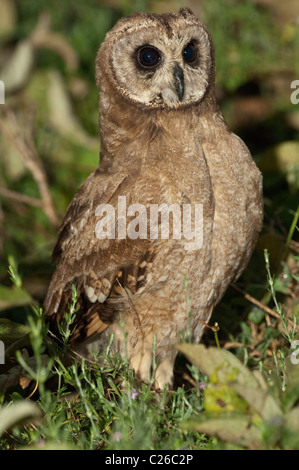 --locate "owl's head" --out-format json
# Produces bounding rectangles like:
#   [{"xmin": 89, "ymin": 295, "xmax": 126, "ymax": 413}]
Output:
[{"xmin": 96, "ymin": 8, "xmax": 215, "ymax": 110}]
